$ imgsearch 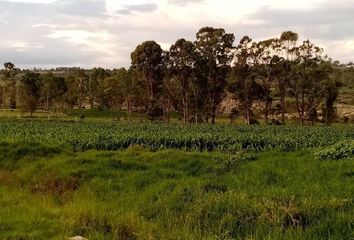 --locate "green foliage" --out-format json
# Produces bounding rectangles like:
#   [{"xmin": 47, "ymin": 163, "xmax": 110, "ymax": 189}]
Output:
[
  {"xmin": 131, "ymin": 41, "xmax": 164, "ymax": 104},
  {"xmin": 195, "ymin": 27, "xmax": 235, "ymax": 123},
  {"xmin": 314, "ymin": 141, "xmax": 354, "ymax": 160},
  {"xmin": 0, "ymin": 120, "xmax": 353, "ymax": 152},
  {"xmin": 168, "ymin": 38, "xmax": 197, "ymax": 123},
  {"xmin": 39, "ymin": 72, "xmax": 67, "ymax": 110},
  {"xmin": 89, "ymin": 67, "xmax": 109, "ymax": 109},
  {"xmin": 19, "ymin": 71, "xmax": 41, "ymax": 115}
]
